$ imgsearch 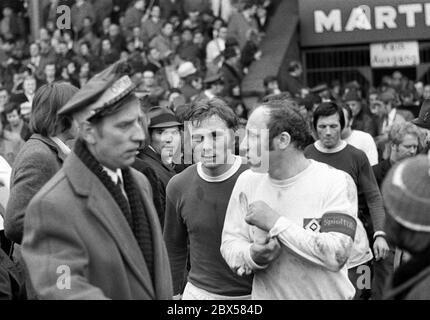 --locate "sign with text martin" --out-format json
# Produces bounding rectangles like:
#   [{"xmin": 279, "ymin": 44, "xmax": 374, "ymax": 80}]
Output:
[{"xmin": 299, "ymin": 0, "xmax": 430, "ymax": 46}]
